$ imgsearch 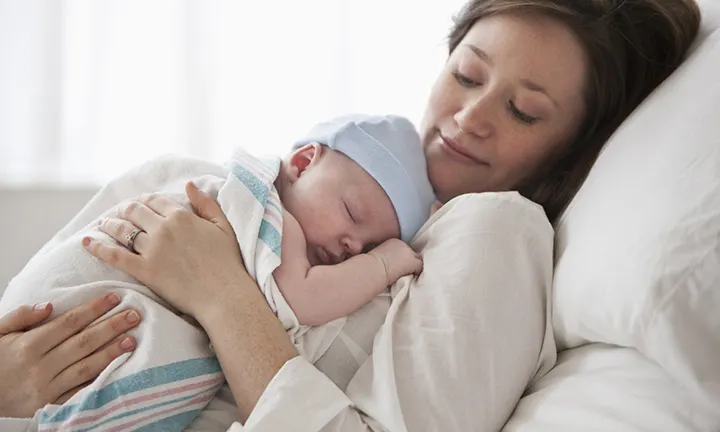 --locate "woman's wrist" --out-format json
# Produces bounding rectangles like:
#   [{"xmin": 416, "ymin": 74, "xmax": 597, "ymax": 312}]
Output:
[
  {"xmin": 189, "ymin": 265, "xmax": 254, "ymax": 323},
  {"xmin": 194, "ymin": 269, "xmax": 298, "ymax": 421}
]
